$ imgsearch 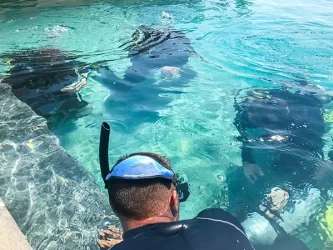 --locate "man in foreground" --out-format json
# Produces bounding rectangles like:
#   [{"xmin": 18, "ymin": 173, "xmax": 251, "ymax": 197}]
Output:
[{"xmin": 97, "ymin": 122, "xmax": 254, "ymax": 250}]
